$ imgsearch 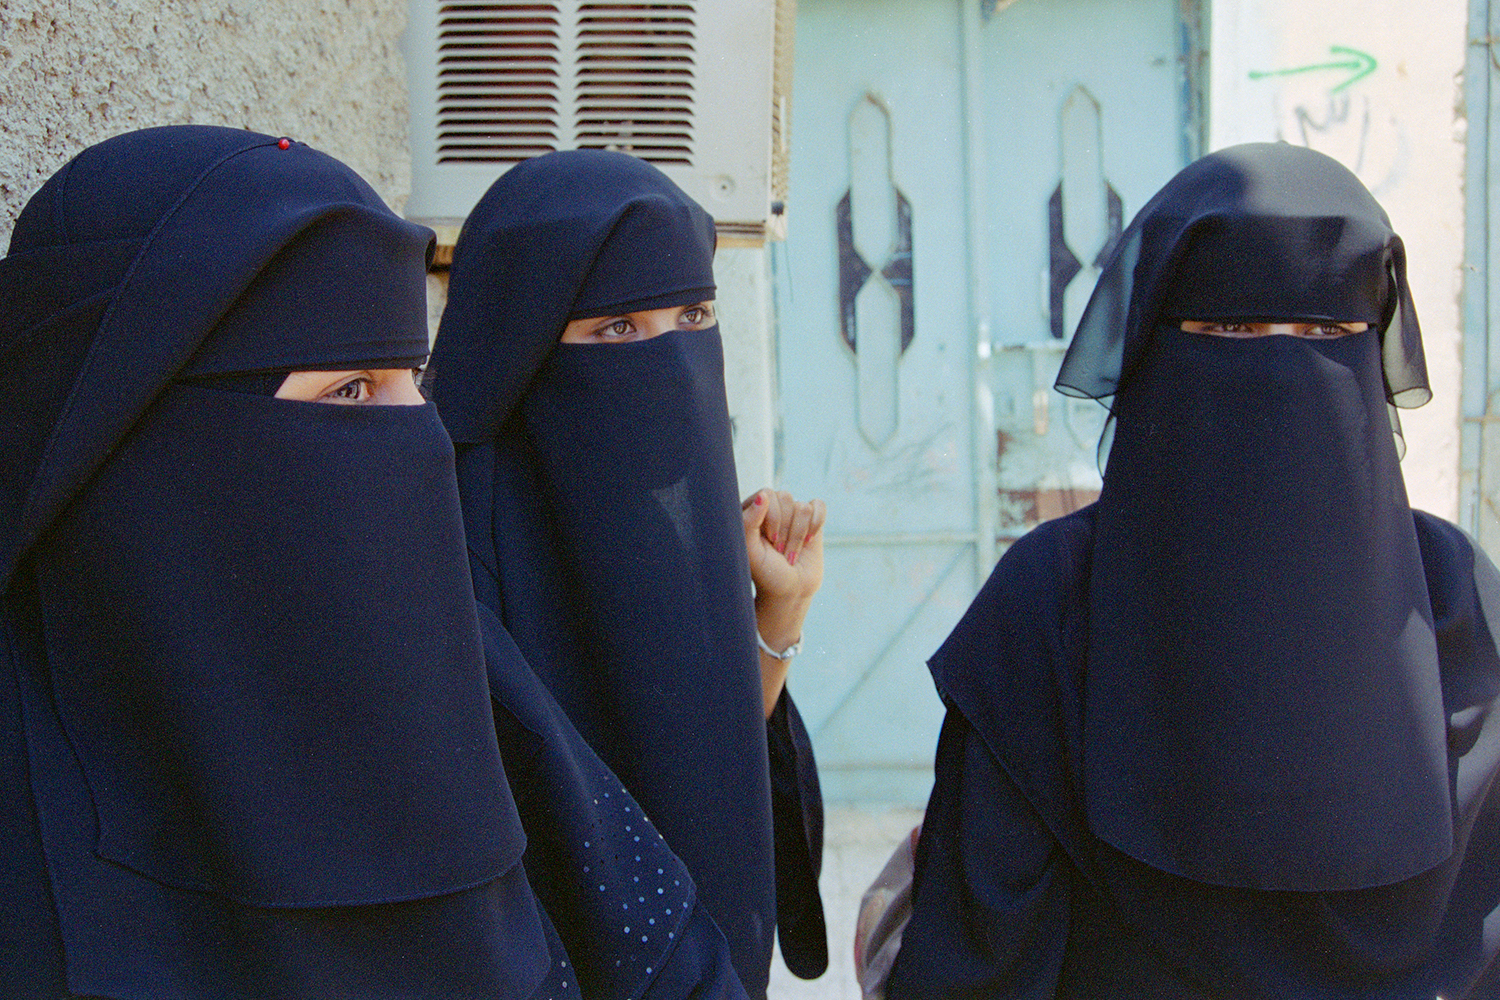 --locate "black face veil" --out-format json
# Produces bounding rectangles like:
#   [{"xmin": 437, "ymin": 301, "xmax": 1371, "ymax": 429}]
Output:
[
  {"xmin": 1053, "ymin": 142, "xmax": 1449, "ymax": 892},
  {"xmin": 0, "ymin": 126, "xmax": 554, "ymax": 999},
  {"xmin": 430, "ymin": 150, "xmax": 782, "ymax": 991}
]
